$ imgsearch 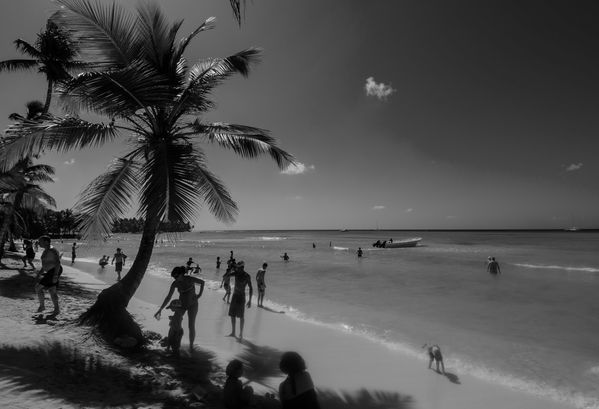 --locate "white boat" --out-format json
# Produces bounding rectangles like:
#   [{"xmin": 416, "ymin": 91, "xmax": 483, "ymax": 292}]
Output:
[{"xmin": 373, "ymin": 237, "xmax": 422, "ymax": 248}]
